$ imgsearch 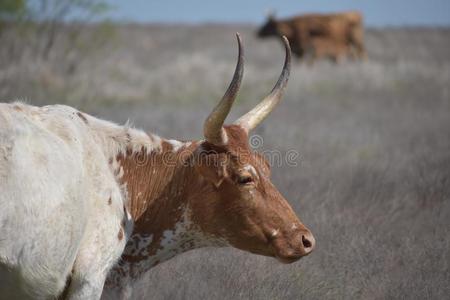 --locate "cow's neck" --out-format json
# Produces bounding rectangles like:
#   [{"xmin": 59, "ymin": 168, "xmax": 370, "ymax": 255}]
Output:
[{"xmin": 106, "ymin": 136, "xmax": 224, "ymax": 289}]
